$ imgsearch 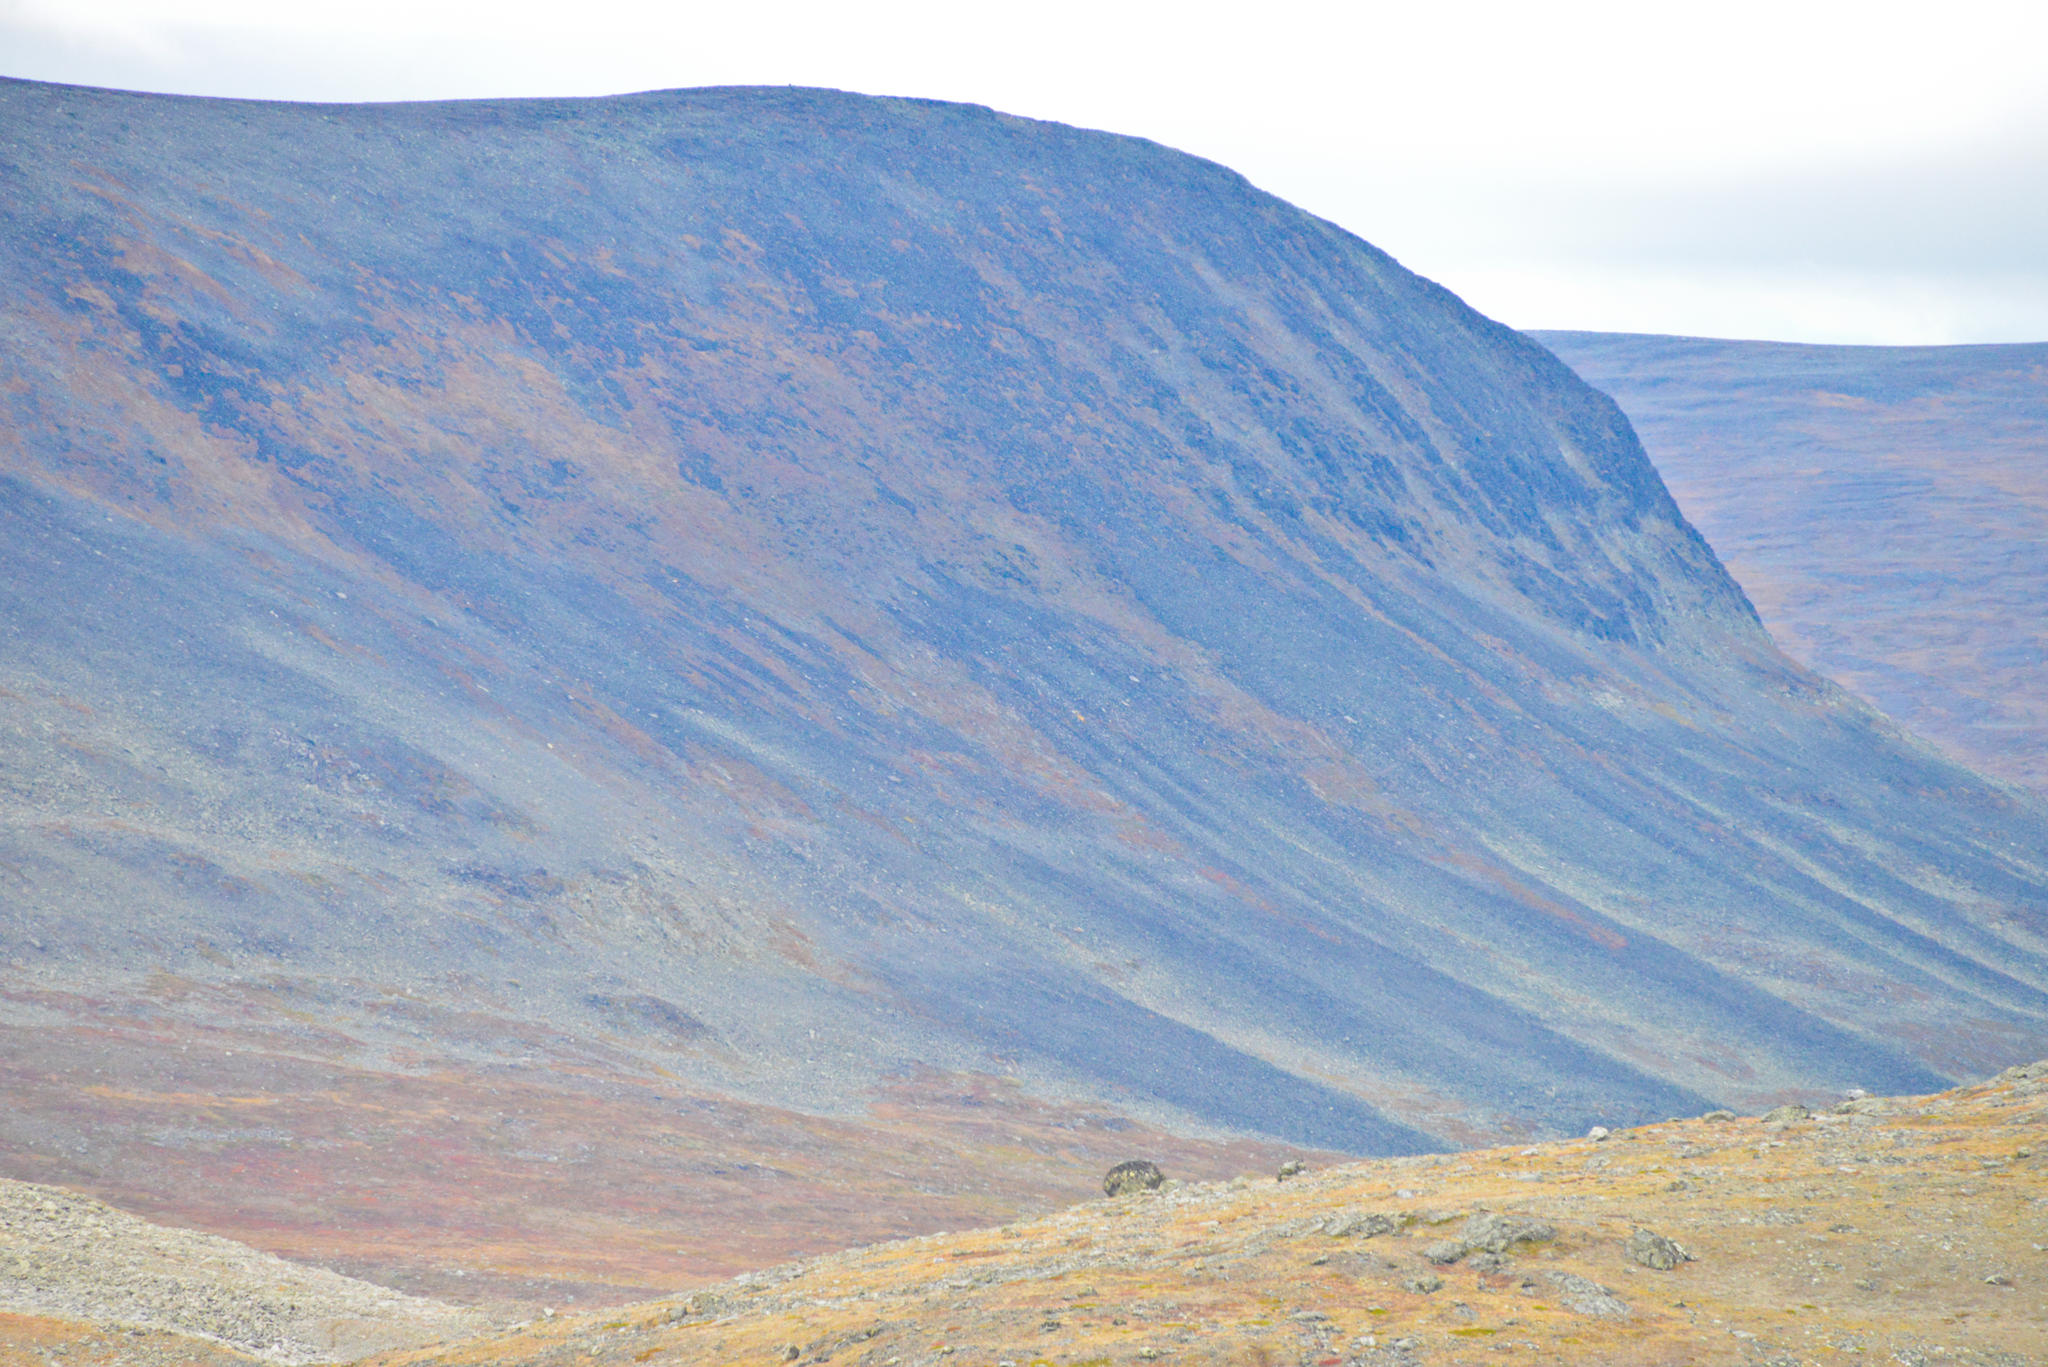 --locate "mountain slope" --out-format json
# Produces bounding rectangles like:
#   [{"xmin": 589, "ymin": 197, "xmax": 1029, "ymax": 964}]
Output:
[
  {"xmin": 3, "ymin": 79, "xmax": 2047, "ymax": 1292},
  {"xmin": 1532, "ymin": 330, "xmax": 2048, "ymax": 795}
]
